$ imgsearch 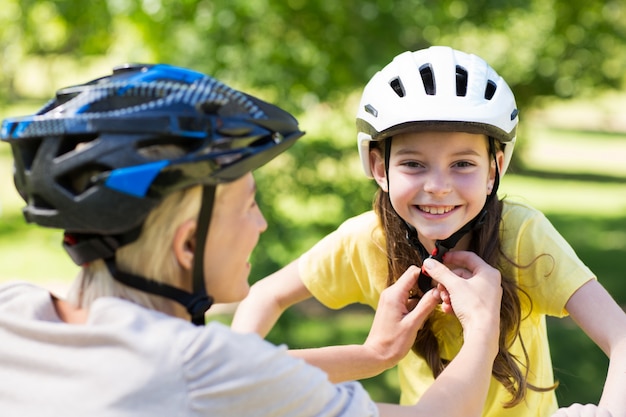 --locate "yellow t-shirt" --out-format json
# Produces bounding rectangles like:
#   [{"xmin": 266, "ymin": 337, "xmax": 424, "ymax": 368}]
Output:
[{"xmin": 299, "ymin": 200, "xmax": 595, "ymax": 417}]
